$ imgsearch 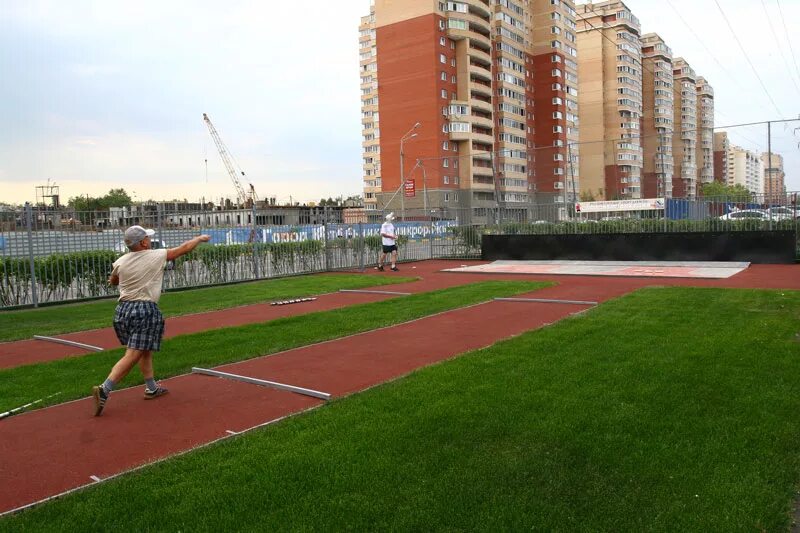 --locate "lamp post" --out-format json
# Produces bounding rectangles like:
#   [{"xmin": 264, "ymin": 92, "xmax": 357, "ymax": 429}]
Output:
[{"xmin": 399, "ymin": 122, "xmax": 421, "ymax": 221}]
